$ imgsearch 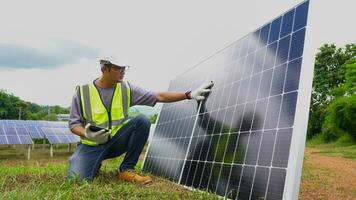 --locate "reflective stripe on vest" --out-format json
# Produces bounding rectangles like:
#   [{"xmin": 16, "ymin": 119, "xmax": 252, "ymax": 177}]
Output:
[{"xmin": 79, "ymin": 81, "xmax": 131, "ymax": 146}]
